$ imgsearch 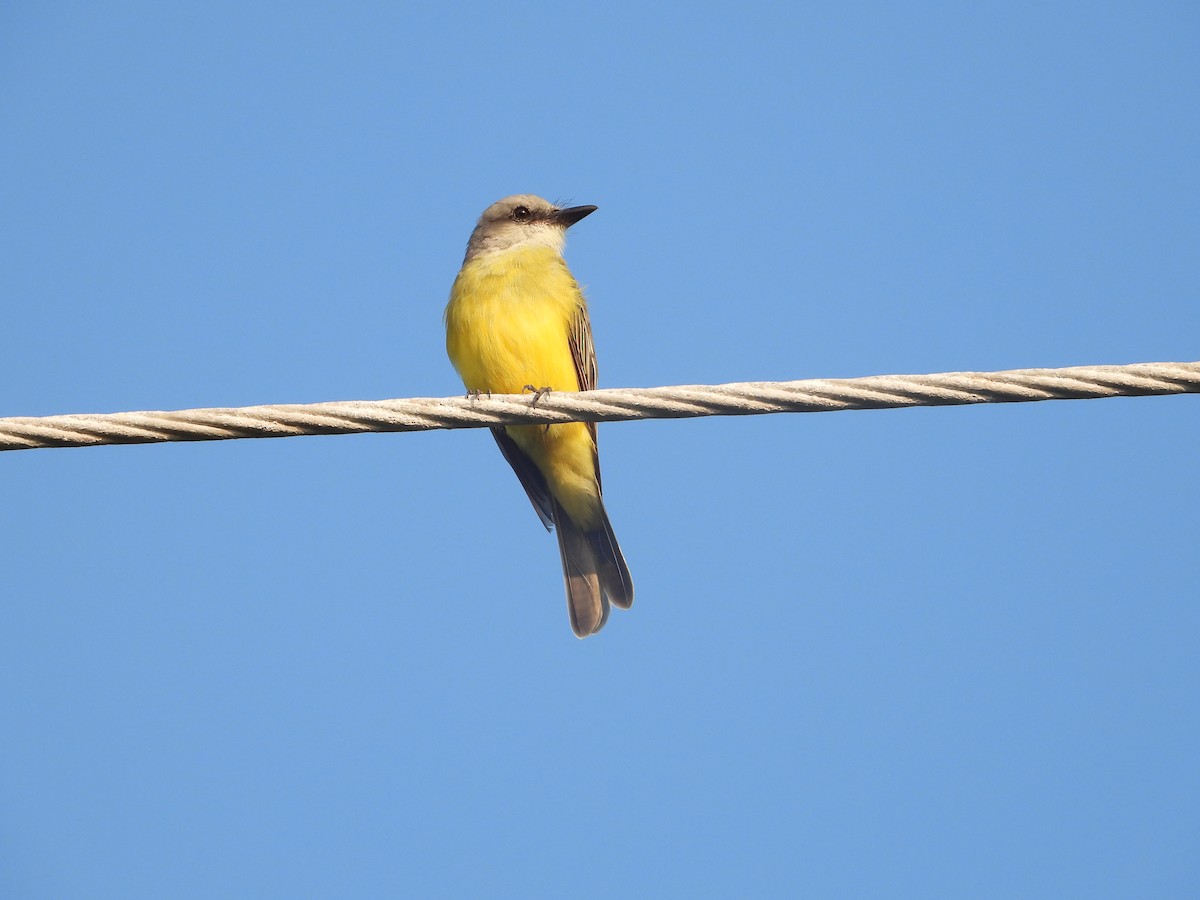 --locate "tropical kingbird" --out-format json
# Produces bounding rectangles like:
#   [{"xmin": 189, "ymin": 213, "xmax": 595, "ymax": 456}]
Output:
[{"xmin": 444, "ymin": 195, "xmax": 633, "ymax": 637}]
